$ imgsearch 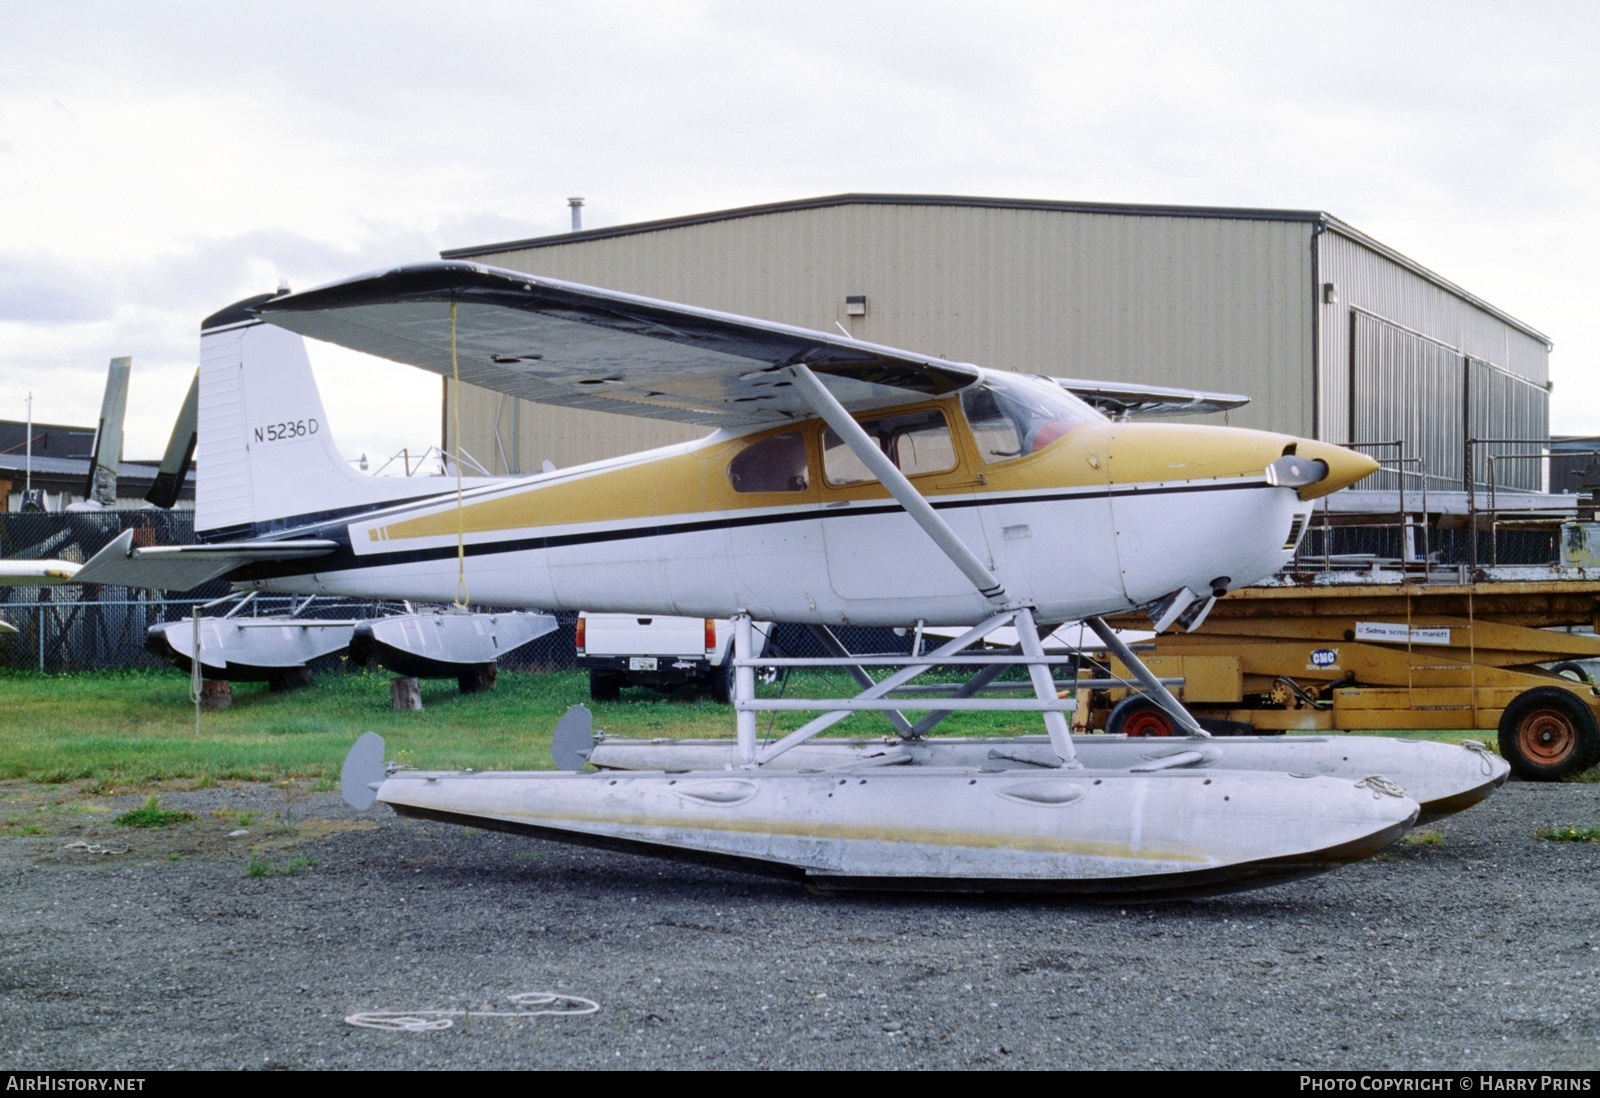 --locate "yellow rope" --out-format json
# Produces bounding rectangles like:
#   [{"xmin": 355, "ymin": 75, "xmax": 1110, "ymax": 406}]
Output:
[{"xmin": 451, "ymin": 301, "xmax": 468, "ymax": 607}]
